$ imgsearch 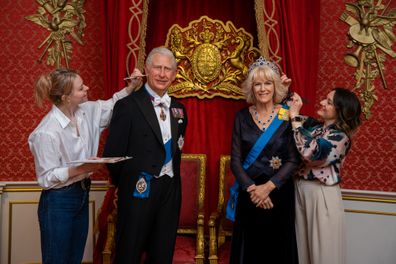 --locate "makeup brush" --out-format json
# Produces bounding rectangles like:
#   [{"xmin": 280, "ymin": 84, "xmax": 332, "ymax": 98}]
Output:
[{"xmin": 123, "ymin": 74, "xmax": 146, "ymax": 81}]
